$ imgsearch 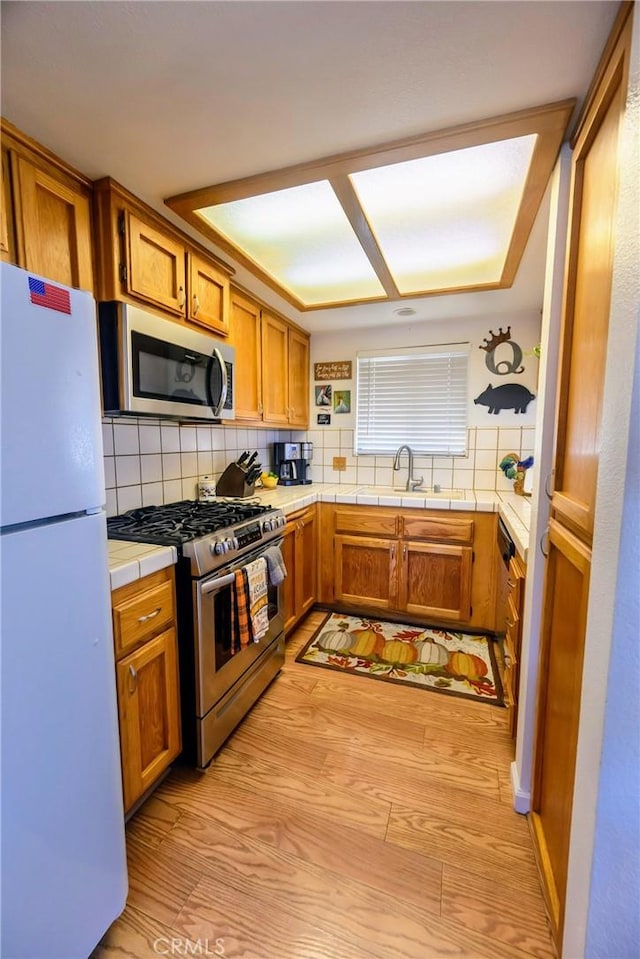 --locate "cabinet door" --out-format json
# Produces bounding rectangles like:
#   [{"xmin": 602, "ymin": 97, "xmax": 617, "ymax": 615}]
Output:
[
  {"xmin": 531, "ymin": 520, "xmax": 591, "ymax": 935},
  {"xmin": 288, "ymin": 328, "xmax": 309, "ymax": 427},
  {"xmin": 11, "ymin": 153, "xmax": 93, "ymax": 291},
  {"xmin": 400, "ymin": 541, "xmax": 472, "ymax": 621},
  {"xmin": 229, "ymin": 290, "xmax": 263, "ymax": 422},
  {"xmin": 334, "ymin": 535, "xmax": 397, "ymax": 611},
  {"xmin": 187, "ymin": 252, "xmax": 230, "ymax": 336},
  {"xmin": 281, "ymin": 519, "xmax": 297, "ymax": 635},
  {"xmin": 125, "ymin": 211, "xmax": 186, "ymax": 316},
  {"xmin": 297, "ymin": 507, "xmax": 317, "ymax": 617},
  {"xmin": 261, "ymin": 311, "xmax": 289, "ymax": 424},
  {"xmin": 116, "ymin": 627, "xmax": 181, "ymax": 812}
]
